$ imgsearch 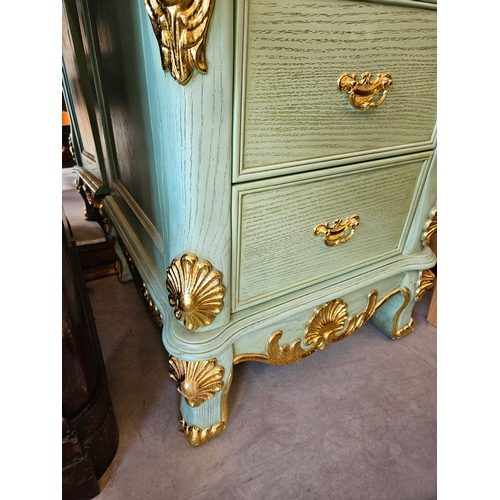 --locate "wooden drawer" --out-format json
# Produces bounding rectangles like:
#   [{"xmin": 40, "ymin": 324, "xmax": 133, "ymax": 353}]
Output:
[
  {"xmin": 233, "ymin": 153, "xmax": 432, "ymax": 310},
  {"xmin": 234, "ymin": 0, "xmax": 437, "ymax": 181}
]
